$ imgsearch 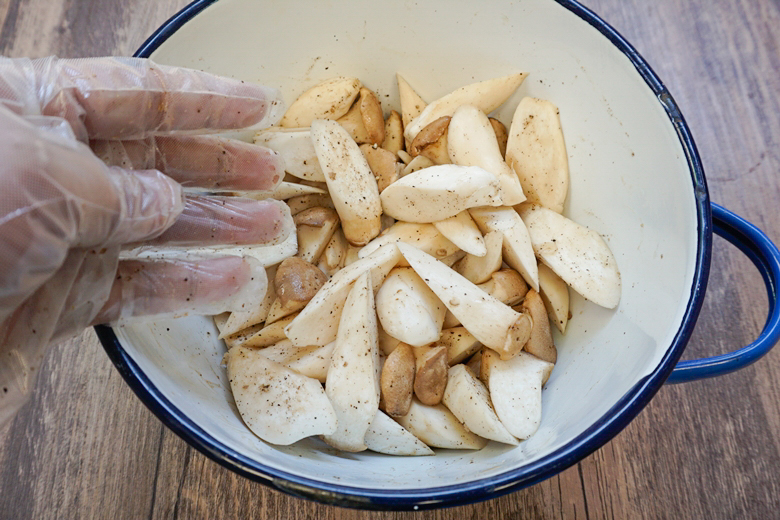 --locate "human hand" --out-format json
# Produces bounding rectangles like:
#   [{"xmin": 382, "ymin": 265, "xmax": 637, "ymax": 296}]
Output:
[{"xmin": 0, "ymin": 56, "xmax": 294, "ymax": 423}]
